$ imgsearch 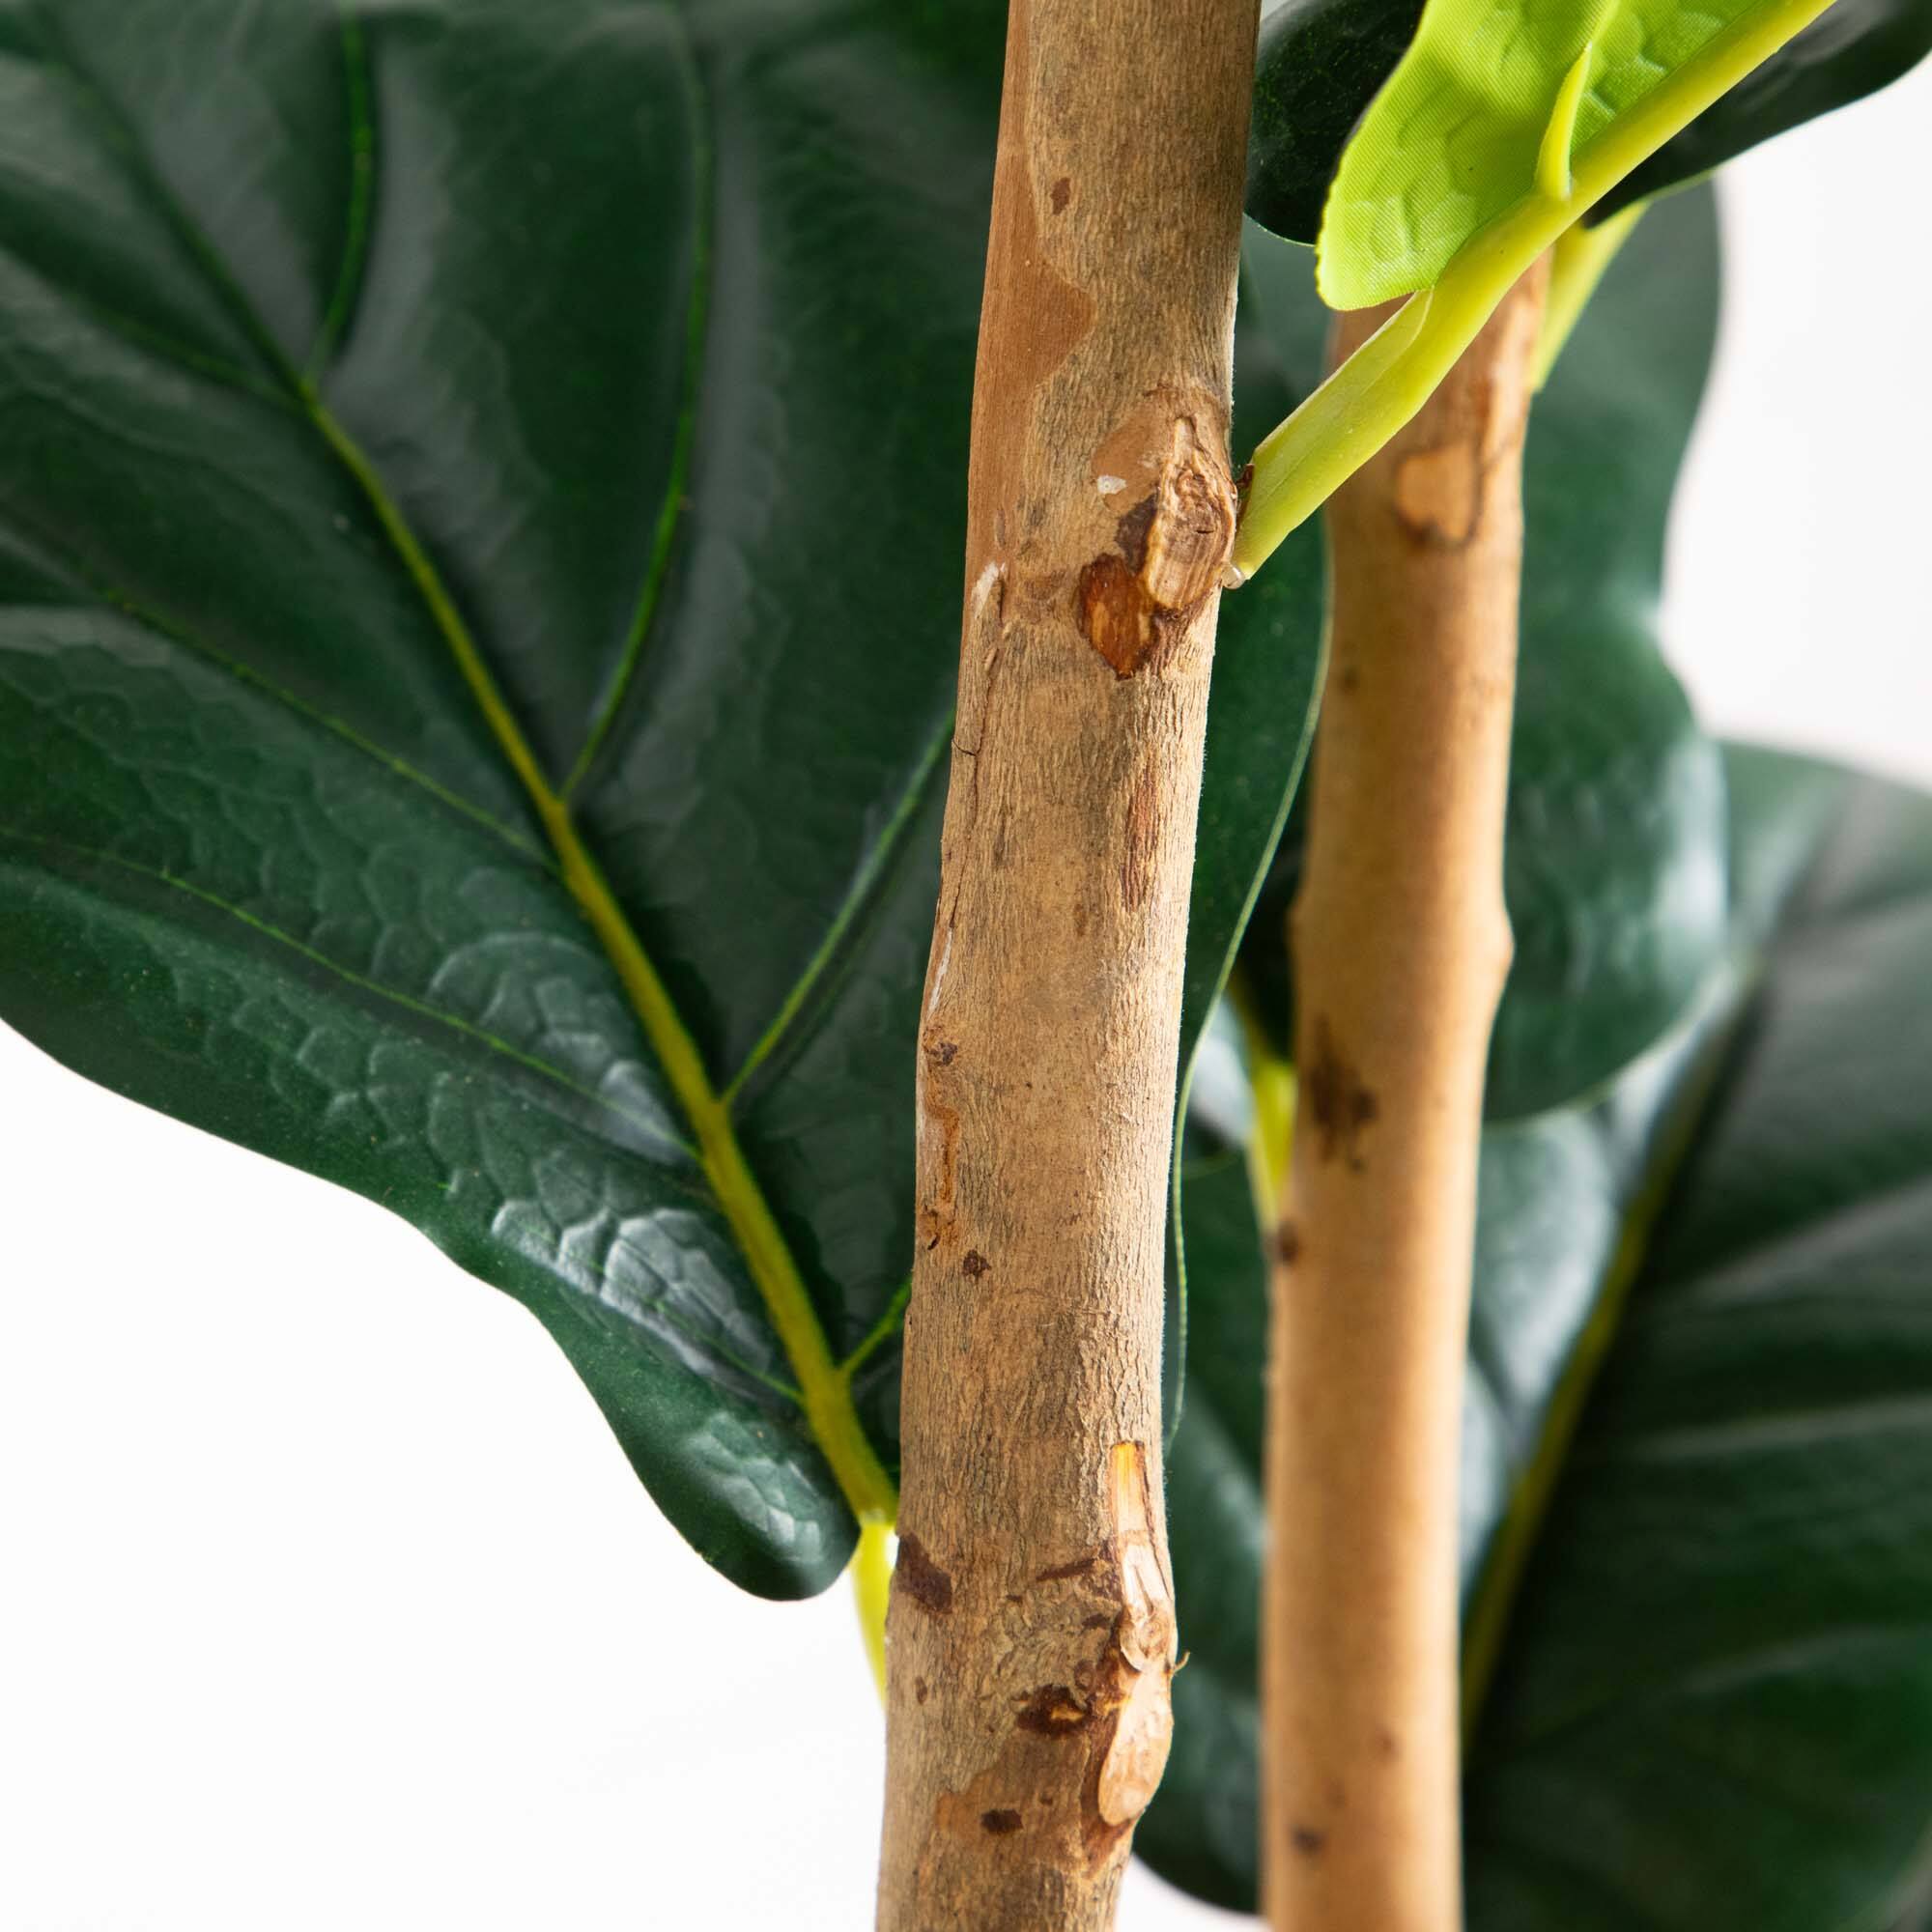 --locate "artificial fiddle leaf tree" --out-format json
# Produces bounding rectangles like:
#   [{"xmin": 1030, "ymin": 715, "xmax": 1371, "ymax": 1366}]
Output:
[{"xmin": 0, "ymin": 0, "xmax": 1928, "ymax": 1928}]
